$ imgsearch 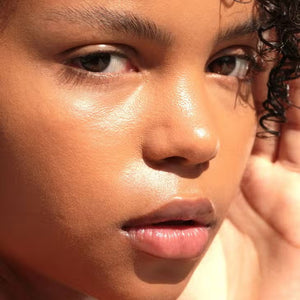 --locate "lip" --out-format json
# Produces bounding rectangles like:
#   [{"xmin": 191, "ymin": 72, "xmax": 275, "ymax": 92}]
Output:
[{"xmin": 122, "ymin": 197, "xmax": 216, "ymax": 259}]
